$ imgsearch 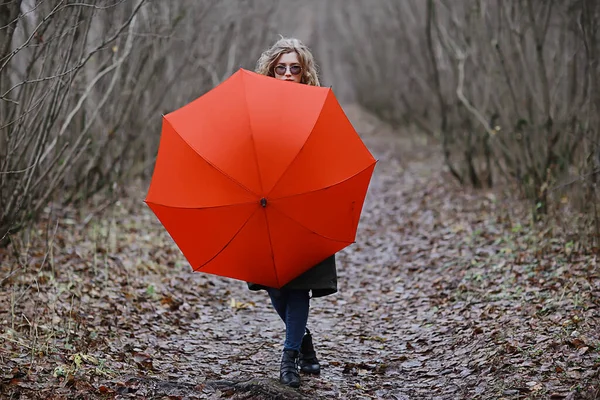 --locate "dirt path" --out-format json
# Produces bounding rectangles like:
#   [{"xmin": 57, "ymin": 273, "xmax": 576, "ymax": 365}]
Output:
[{"xmin": 1, "ymin": 105, "xmax": 599, "ymax": 399}]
